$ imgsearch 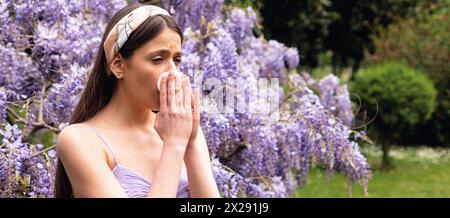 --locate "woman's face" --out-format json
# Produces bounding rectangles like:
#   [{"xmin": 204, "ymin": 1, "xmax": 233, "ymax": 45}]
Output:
[{"xmin": 120, "ymin": 27, "xmax": 182, "ymax": 111}]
